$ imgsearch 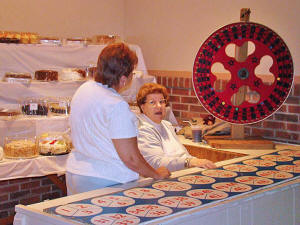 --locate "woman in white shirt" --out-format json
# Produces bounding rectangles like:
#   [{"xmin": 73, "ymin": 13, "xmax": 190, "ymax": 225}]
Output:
[
  {"xmin": 66, "ymin": 43, "xmax": 170, "ymax": 195},
  {"xmin": 137, "ymin": 83, "xmax": 216, "ymax": 172}
]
